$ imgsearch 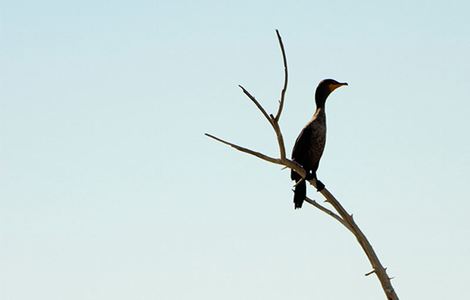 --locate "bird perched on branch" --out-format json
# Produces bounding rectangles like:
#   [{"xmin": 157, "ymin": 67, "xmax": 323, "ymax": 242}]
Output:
[{"xmin": 291, "ymin": 79, "xmax": 348, "ymax": 209}]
